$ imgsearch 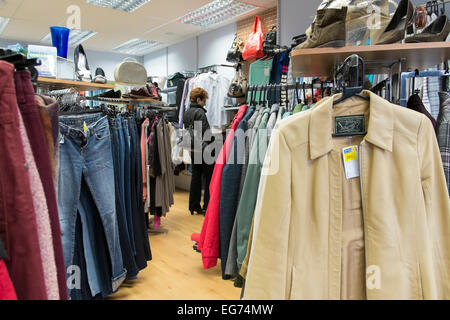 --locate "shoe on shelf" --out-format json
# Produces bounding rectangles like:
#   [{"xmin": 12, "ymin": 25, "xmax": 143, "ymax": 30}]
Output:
[
  {"xmin": 405, "ymin": 15, "xmax": 450, "ymax": 43},
  {"xmin": 123, "ymin": 87, "xmax": 154, "ymax": 99},
  {"xmin": 95, "ymin": 90, "xmax": 121, "ymax": 99},
  {"xmin": 74, "ymin": 44, "xmax": 92, "ymax": 82},
  {"xmin": 375, "ymin": 0, "xmax": 414, "ymax": 45},
  {"xmin": 92, "ymin": 68, "xmax": 107, "ymax": 84},
  {"xmin": 296, "ymin": 7, "xmax": 348, "ymax": 49}
]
